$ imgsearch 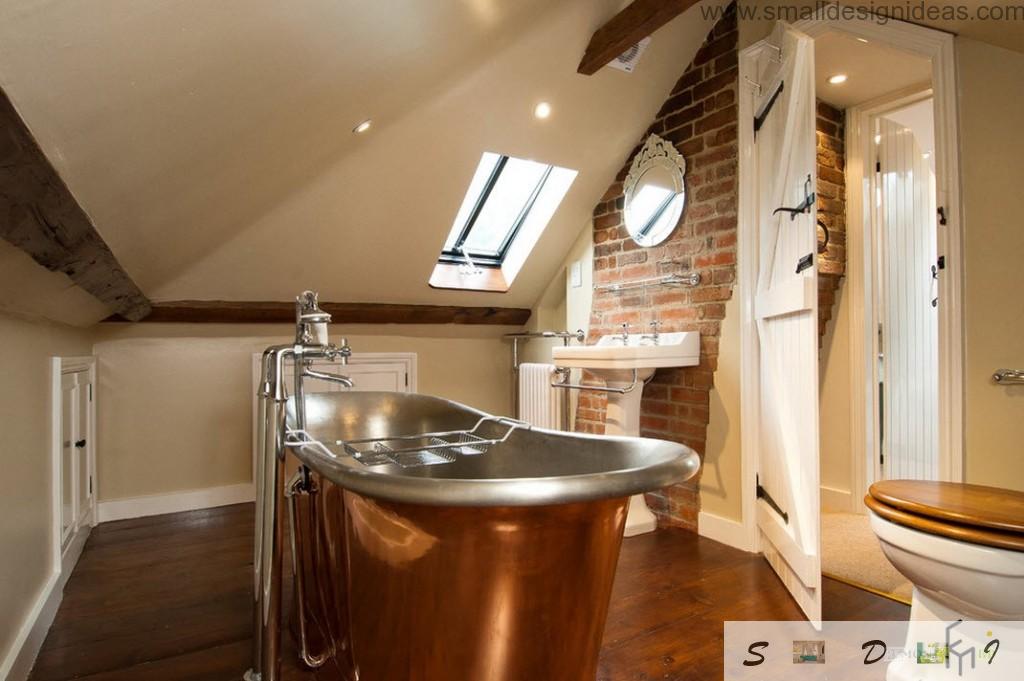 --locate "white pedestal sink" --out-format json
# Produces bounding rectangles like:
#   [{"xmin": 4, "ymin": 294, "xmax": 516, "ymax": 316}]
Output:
[{"xmin": 553, "ymin": 331, "xmax": 700, "ymax": 536}]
